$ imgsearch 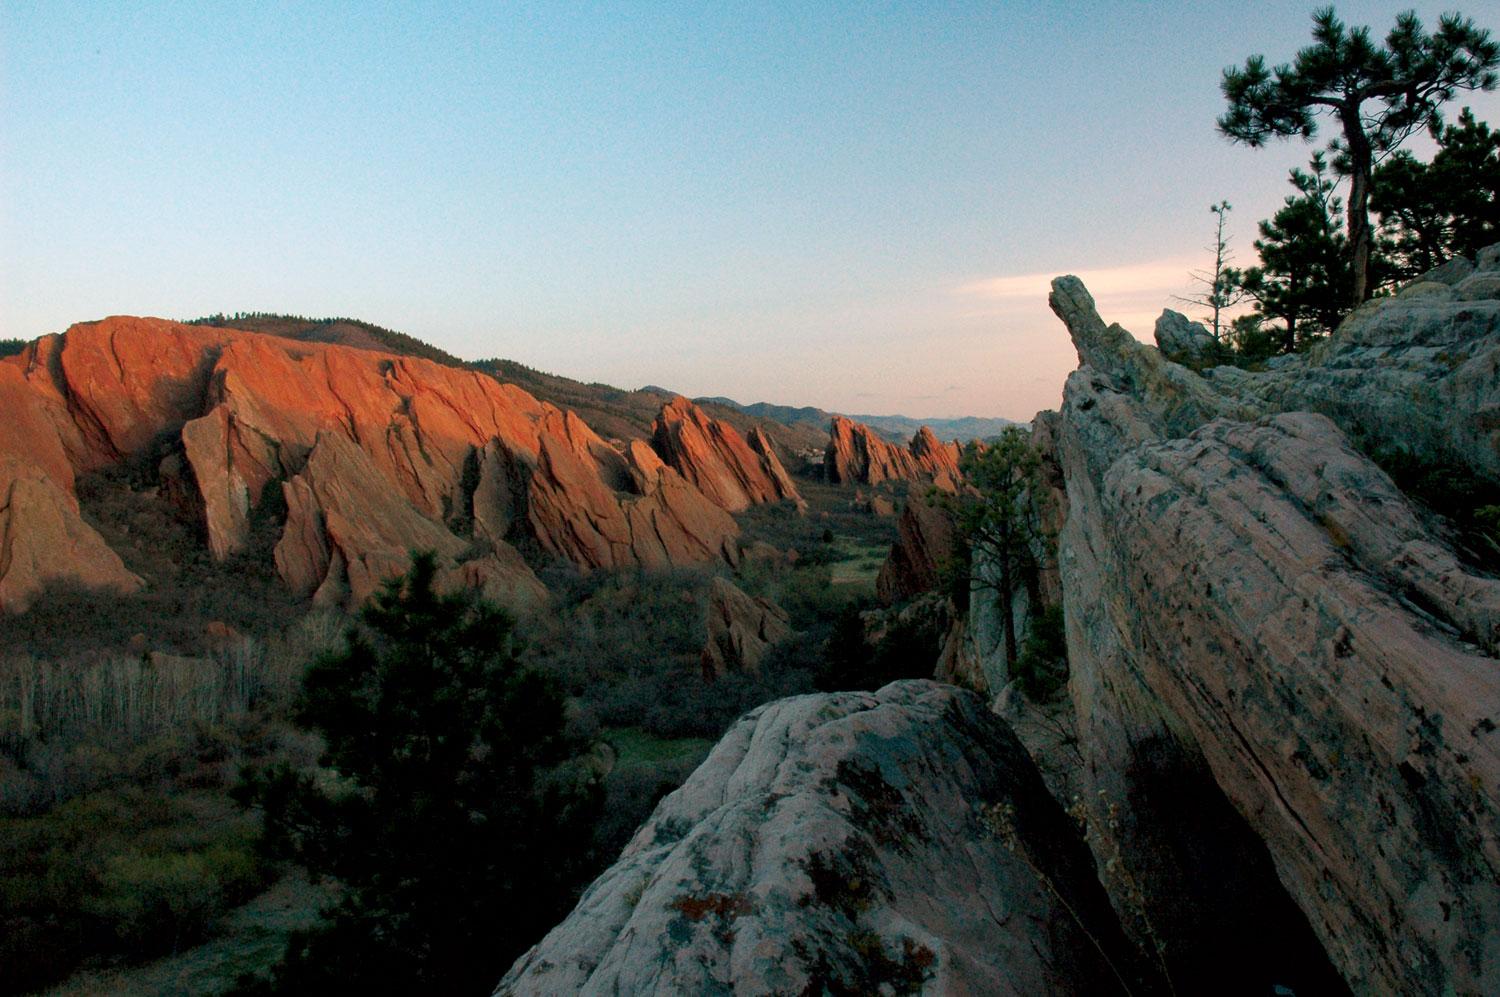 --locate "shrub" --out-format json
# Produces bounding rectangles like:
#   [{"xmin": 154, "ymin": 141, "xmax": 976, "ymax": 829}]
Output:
[
  {"xmin": 0, "ymin": 786, "xmax": 271, "ymax": 992},
  {"xmin": 1013, "ymin": 604, "xmax": 1069, "ymax": 702},
  {"xmin": 236, "ymin": 553, "xmax": 603, "ymax": 994},
  {"xmin": 815, "ymin": 603, "xmax": 943, "ymax": 693}
]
